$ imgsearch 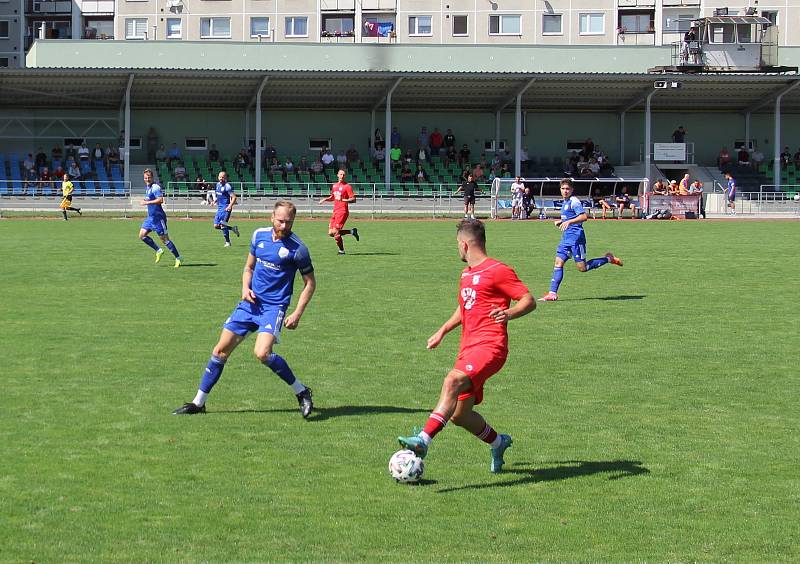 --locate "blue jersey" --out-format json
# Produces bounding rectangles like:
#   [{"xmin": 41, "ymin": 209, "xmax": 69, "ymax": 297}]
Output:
[
  {"xmin": 560, "ymin": 196, "xmax": 586, "ymax": 240},
  {"xmin": 727, "ymin": 179, "xmax": 736, "ymax": 194},
  {"xmin": 216, "ymin": 182, "xmax": 234, "ymax": 210},
  {"xmin": 249, "ymin": 227, "xmax": 313, "ymax": 306},
  {"xmin": 145, "ymin": 183, "xmax": 166, "ymax": 219}
]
